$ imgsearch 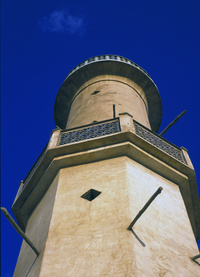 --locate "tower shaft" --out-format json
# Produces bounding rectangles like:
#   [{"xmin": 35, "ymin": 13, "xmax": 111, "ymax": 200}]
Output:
[
  {"xmin": 12, "ymin": 55, "xmax": 200, "ymax": 276},
  {"xmin": 66, "ymin": 75, "xmax": 150, "ymax": 129}
]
